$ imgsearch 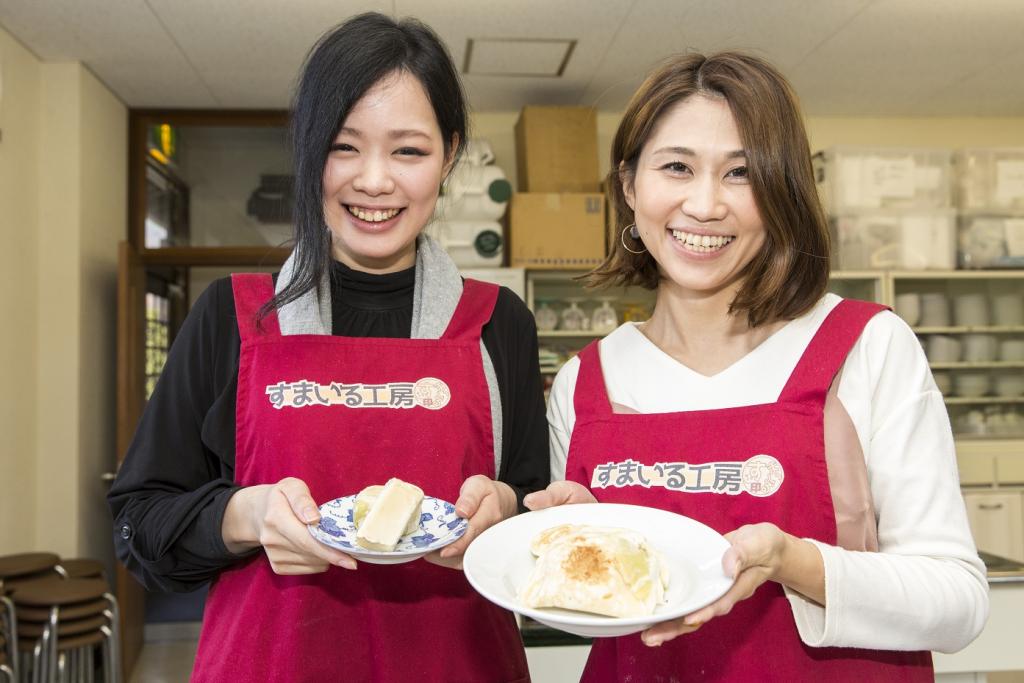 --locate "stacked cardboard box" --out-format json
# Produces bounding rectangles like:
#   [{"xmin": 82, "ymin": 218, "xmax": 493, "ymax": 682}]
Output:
[{"xmin": 510, "ymin": 106, "xmax": 607, "ymax": 269}]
